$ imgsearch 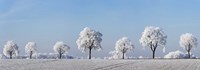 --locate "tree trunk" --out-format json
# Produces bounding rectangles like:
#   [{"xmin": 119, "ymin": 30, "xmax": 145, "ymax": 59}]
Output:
[
  {"xmin": 59, "ymin": 48, "xmax": 62, "ymax": 59},
  {"xmin": 188, "ymin": 51, "xmax": 190, "ymax": 59},
  {"xmin": 187, "ymin": 44, "xmax": 191, "ymax": 59},
  {"xmin": 10, "ymin": 51, "xmax": 12, "ymax": 59},
  {"xmin": 151, "ymin": 43, "xmax": 157, "ymax": 59},
  {"xmin": 122, "ymin": 52, "xmax": 125, "ymax": 59},
  {"xmin": 30, "ymin": 51, "xmax": 32, "ymax": 59},
  {"xmin": 88, "ymin": 40, "xmax": 94, "ymax": 59},
  {"xmin": 59, "ymin": 53, "xmax": 62, "ymax": 59},
  {"xmin": 152, "ymin": 50, "xmax": 155, "ymax": 59},
  {"xmin": 89, "ymin": 47, "xmax": 92, "ymax": 59}
]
